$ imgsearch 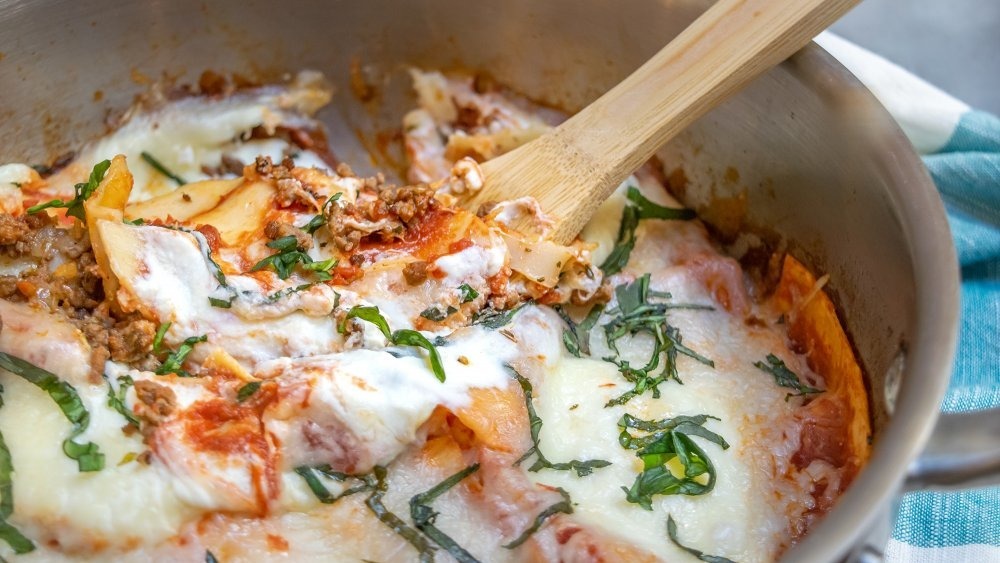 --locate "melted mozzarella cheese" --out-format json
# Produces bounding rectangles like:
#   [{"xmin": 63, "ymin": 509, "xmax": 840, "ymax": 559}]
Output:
[
  {"xmin": 0, "ymin": 309, "xmax": 201, "ymax": 551},
  {"xmin": 259, "ymin": 325, "xmax": 519, "ymax": 471},
  {"xmin": 528, "ymin": 256, "xmax": 814, "ymax": 563},
  {"xmin": 0, "ymin": 371, "xmax": 198, "ymax": 554},
  {"xmin": 45, "ymin": 72, "xmax": 333, "ymax": 202},
  {"xmin": 191, "ymin": 445, "xmax": 519, "ymax": 563}
]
